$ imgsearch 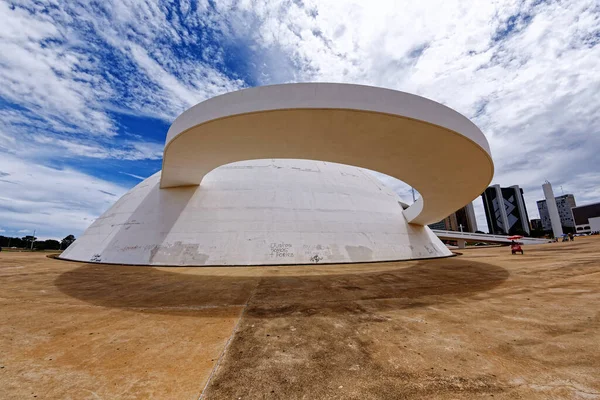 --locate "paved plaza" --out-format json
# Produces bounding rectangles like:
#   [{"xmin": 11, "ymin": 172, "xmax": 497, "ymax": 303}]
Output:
[{"xmin": 1, "ymin": 238, "xmax": 599, "ymax": 399}]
